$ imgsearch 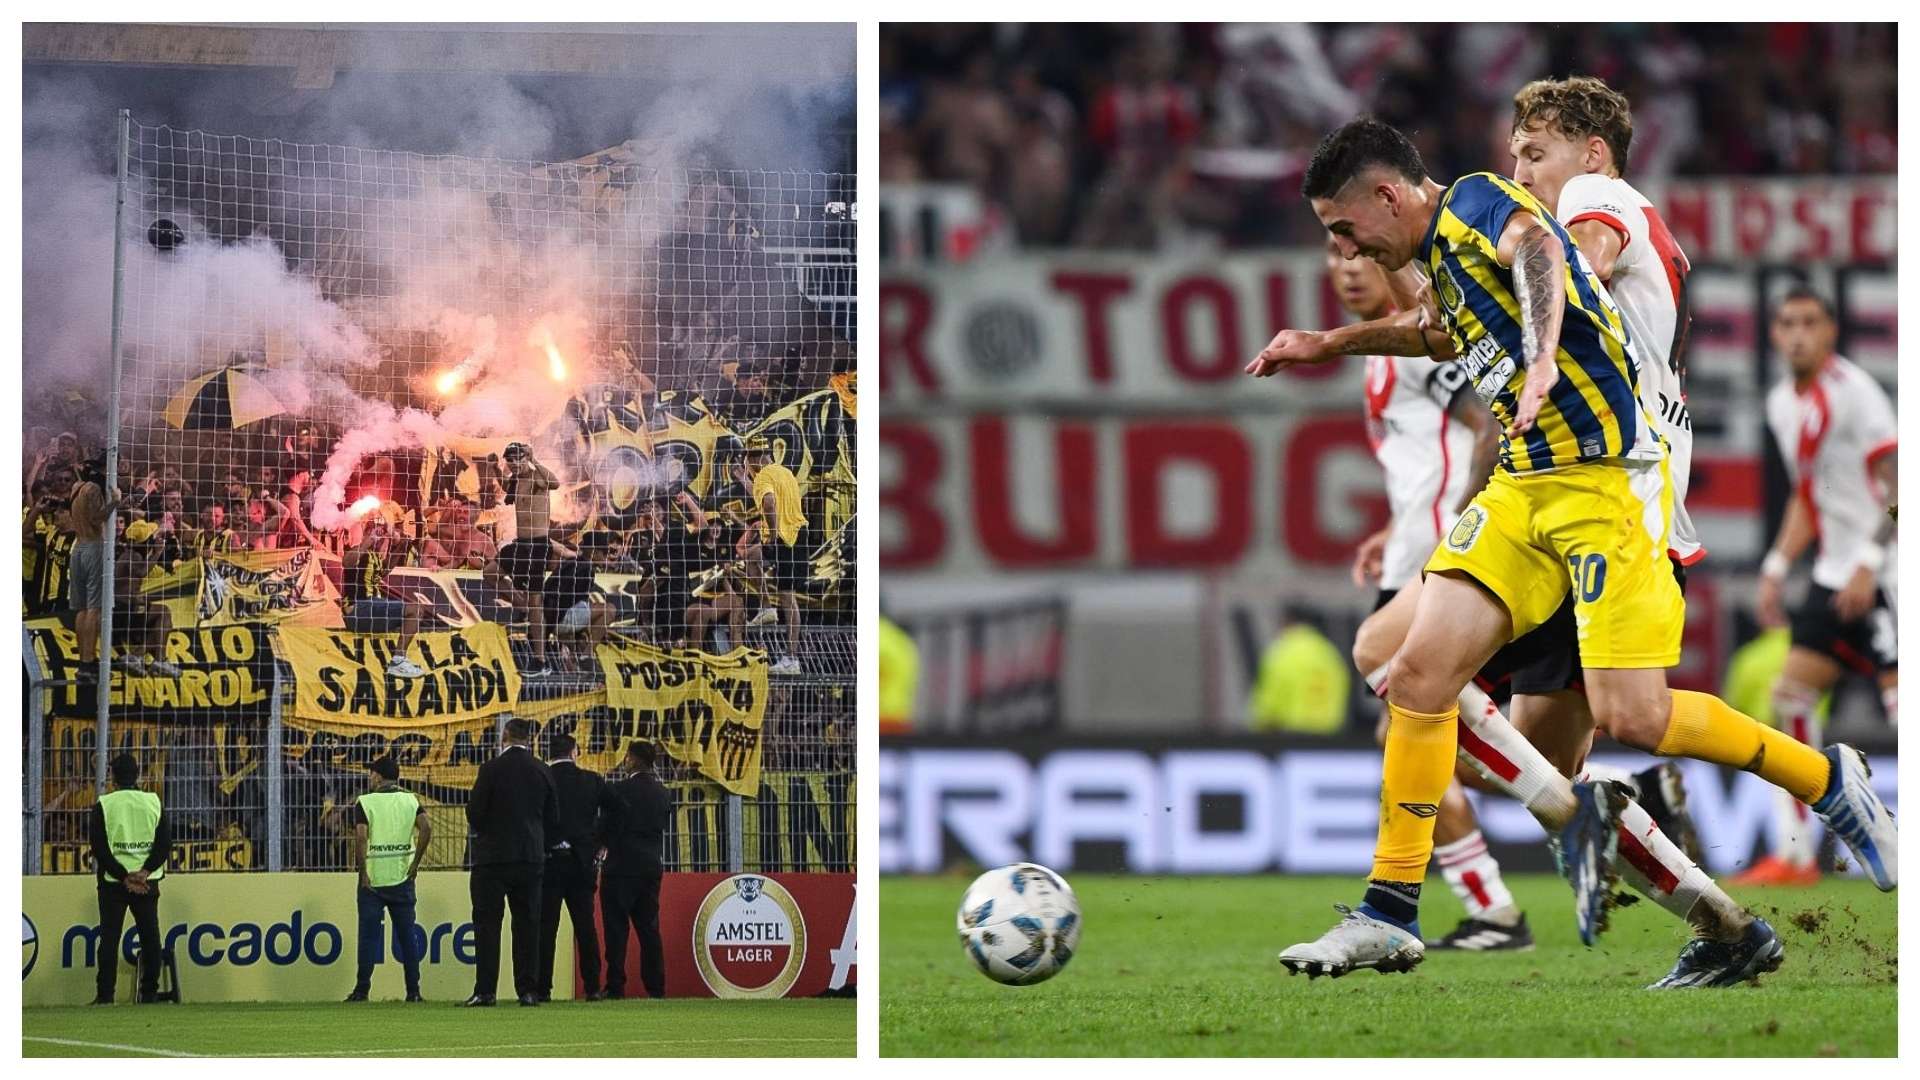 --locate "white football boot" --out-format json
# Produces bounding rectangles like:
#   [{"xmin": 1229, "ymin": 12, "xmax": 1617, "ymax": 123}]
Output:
[
  {"xmin": 1278, "ymin": 904, "xmax": 1424, "ymax": 979},
  {"xmin": 1813, "ymin": 744, "xmax": 1897, "ymax": 890}
]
